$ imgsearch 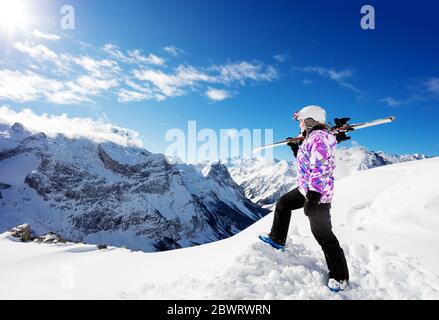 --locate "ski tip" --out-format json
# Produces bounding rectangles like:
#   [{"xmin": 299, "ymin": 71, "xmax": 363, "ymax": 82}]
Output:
[{"xmin": 389, "ymin": 115, "xmax": 396, "ymax": 121}]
